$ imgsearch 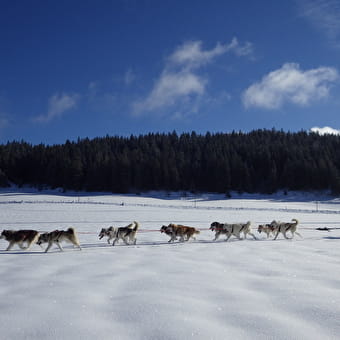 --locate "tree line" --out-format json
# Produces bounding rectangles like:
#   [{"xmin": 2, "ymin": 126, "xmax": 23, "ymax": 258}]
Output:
[{"xmin": 0, "ymin": 129, "xmax": 340, "ymax": 195}]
